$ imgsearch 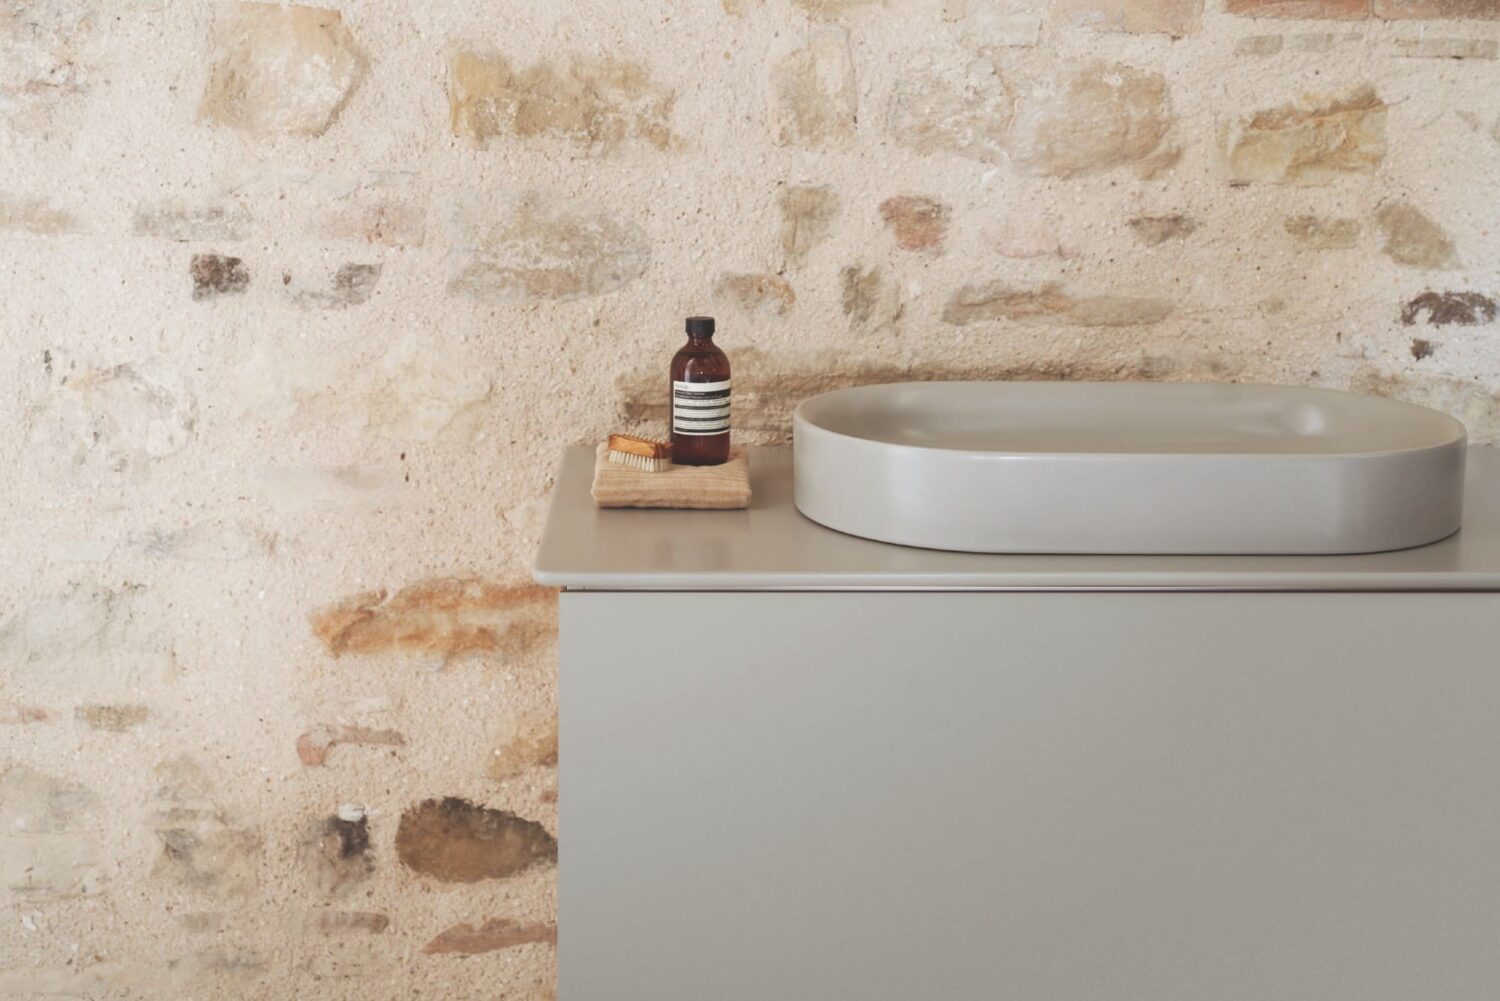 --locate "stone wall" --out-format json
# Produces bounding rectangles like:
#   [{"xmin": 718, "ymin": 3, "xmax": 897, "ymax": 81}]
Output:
[{"xmin": 1, "ymin": 0, "xmax": 1497, "ymax": 996}]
